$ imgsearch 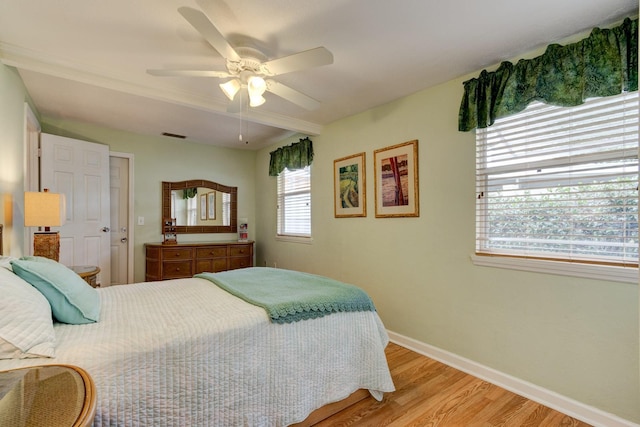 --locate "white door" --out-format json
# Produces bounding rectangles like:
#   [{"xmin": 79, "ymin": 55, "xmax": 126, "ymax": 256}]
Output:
[
  {"xmin": 40, "ymin": 133, "xmax": 111, "ymax": 286},
  {"xmin": 109, "ymin": 156, "xmax": 130, "ymax": 285}
]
